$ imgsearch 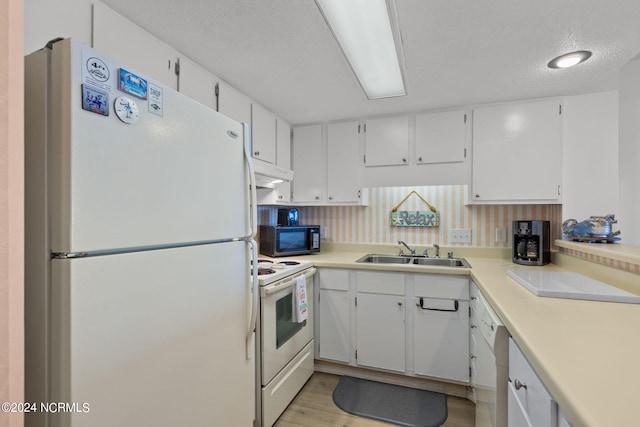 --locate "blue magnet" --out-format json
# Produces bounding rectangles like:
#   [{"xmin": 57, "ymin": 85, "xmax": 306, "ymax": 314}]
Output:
[
  {"xmin": 81, "ymin": 84, "xmax": 109, "ymax": 116},
  {"xmin": 119, "ymin": 68, "xmax": 148, "ymax": 99}
]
